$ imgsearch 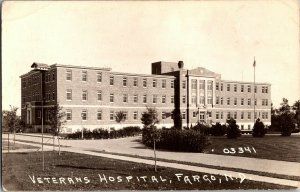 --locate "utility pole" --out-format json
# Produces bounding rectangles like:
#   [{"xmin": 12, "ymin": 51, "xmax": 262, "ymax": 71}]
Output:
[{"xmin": 253, "ymin": 57, "xmax": 256, "ymax": 127}]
